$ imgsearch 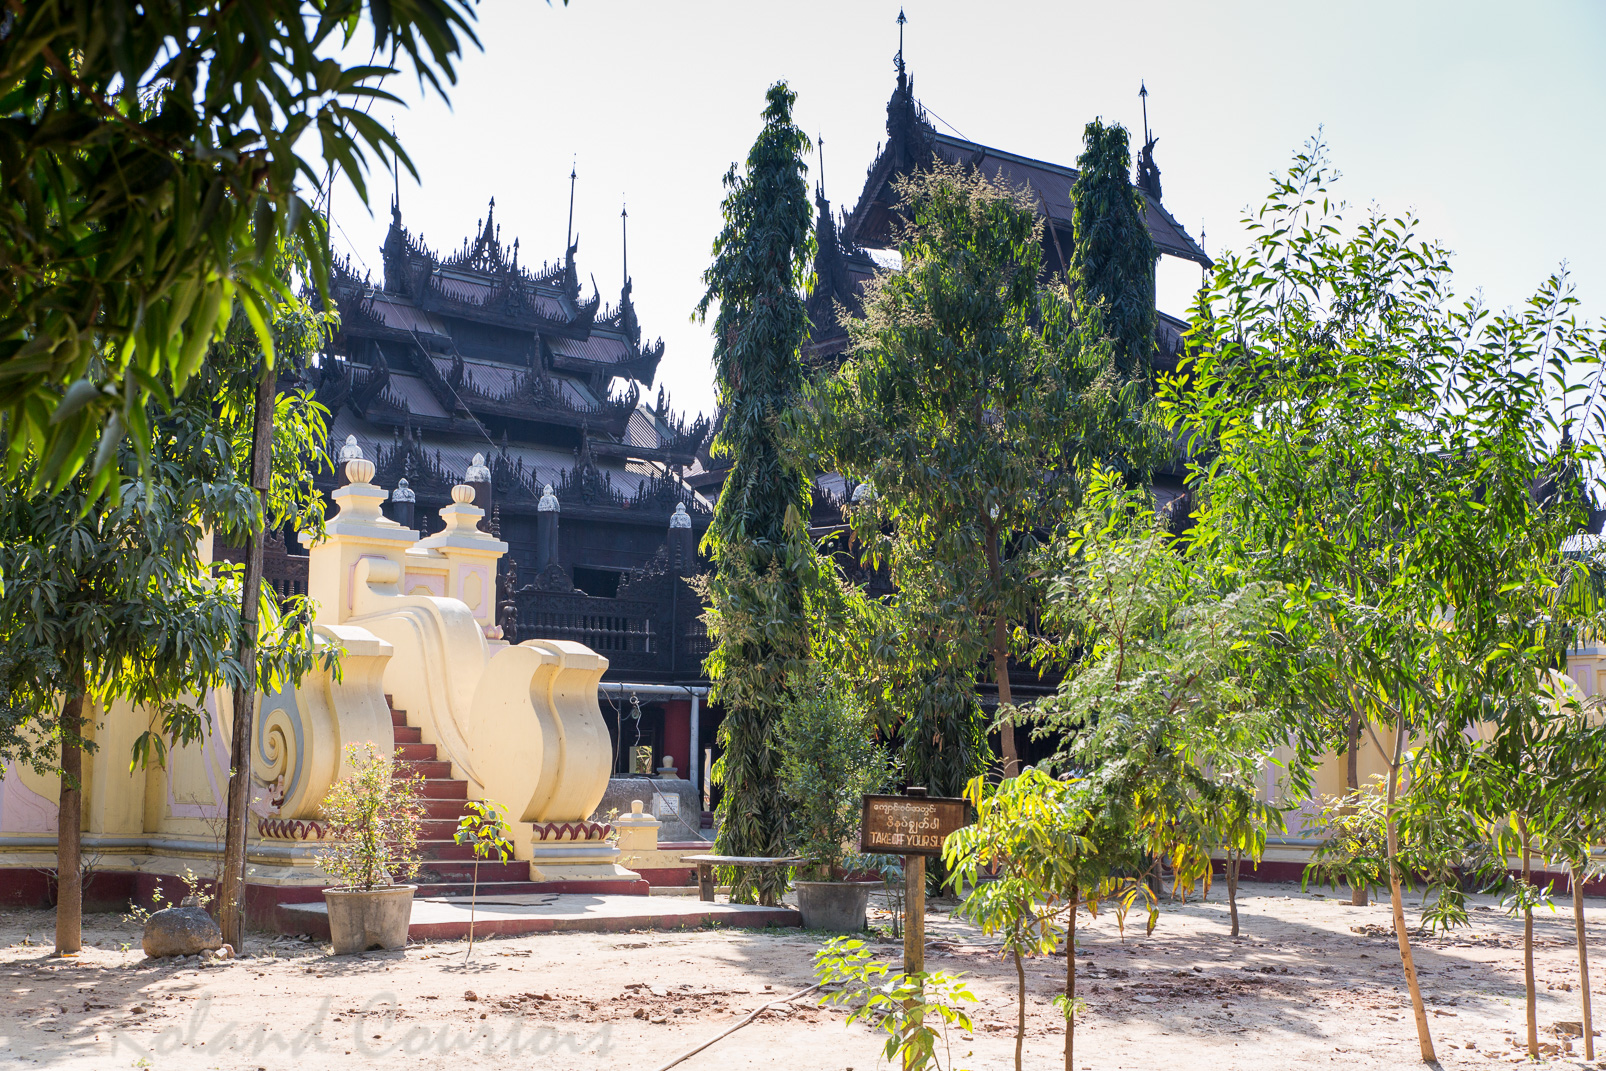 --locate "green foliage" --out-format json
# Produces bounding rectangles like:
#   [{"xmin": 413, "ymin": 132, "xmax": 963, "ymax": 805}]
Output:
[
  {"xmin": 0, "ymin": 0, "xmax": 482, "ymax": 500},
  {"xmin": 806, "ymin": 162, "xmax": 1161, "ymax": 794},
  {"xmin": 455, "ymin": 796, "xmax": 513, "ymax": 959},
  {"xmin": 694, "ymin": 82, "xmax": 826, "ymax": 904},
  {"xmin": 1302, "ymin": 779, "xmax": 1390, "ymax": 899},
  {"xmin": 1070, "ymin": 119, "xmax": 1157, "ymax": 387},
  {"xmin": 316, "ymin": 743, "xmax": 425, "ymax": 892},
  {"xmin": 814, "ymin": 937, "xmax": 976, "ymax": 1071},
  {"xmin": 1025, "ymin": 467, "xmax": 1286, "ymax": 896},
  {"xmin": 0, "ymin": 284, "xmax": 334, "ymax": 773},
  {"xmin": 1164, "ymin": 134, "xmax": 1606, "ymax": 1061},
  {"xmin": 776, "ymin": 668, "xmax": 891, "ymax": 880},
  {"xmin": 455, "ymin": 798, "xmax": 514, "ymax": 865}
]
